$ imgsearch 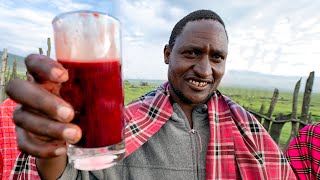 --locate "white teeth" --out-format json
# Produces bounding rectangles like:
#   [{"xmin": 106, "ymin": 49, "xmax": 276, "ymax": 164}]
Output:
[{"xmin": 188, "ymin": 80, "xmax": 208, "ymax": 87}]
